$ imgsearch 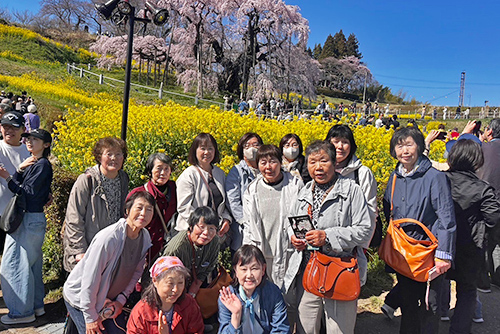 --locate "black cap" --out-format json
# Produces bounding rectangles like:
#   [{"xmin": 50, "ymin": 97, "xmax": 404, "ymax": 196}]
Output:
[
  {"xmin": 21, "ymin": 128, "xmax": 52, "ymax": 144},
  {"xmin": 1, "ymin": 112, "xmax": 24, "ymax": 128}
]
